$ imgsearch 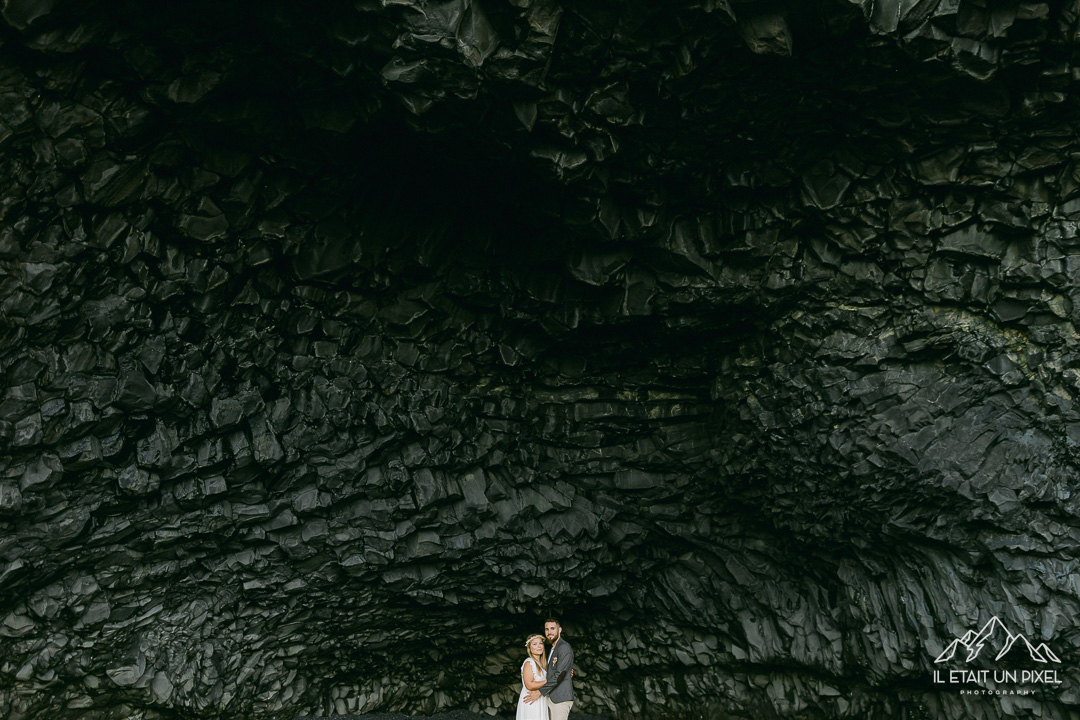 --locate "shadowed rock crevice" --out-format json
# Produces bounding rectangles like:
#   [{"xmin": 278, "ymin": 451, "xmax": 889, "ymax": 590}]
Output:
[{"xmin": 2, "ymin": 1, "xmax": 1080, "ymax": 719}]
